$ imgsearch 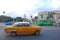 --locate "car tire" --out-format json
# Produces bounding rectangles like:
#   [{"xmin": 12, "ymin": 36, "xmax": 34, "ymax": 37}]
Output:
[
  {"xmin": 34, "ymin": 31, "xmax": 40, "ymax": 36},
  {"xmin": 11, "ymin": 31, "xmax": 17, "ymax": 36}
]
